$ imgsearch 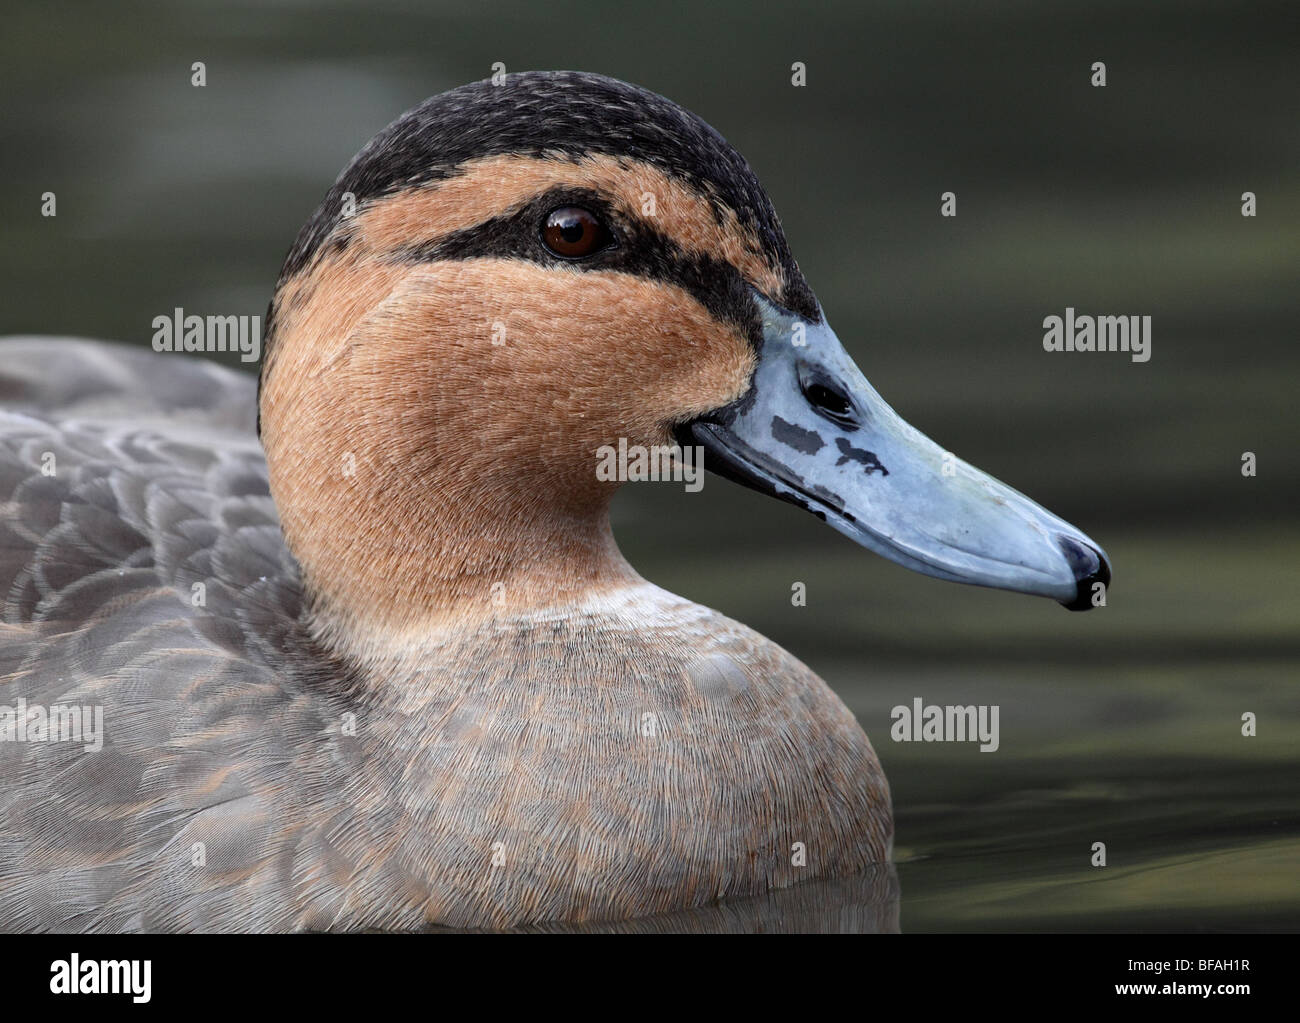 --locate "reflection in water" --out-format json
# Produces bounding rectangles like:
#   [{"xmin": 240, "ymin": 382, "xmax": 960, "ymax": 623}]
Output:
[{"xmin": 501, "ymin": 866, "xmax": 898, "ymax": 934}]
